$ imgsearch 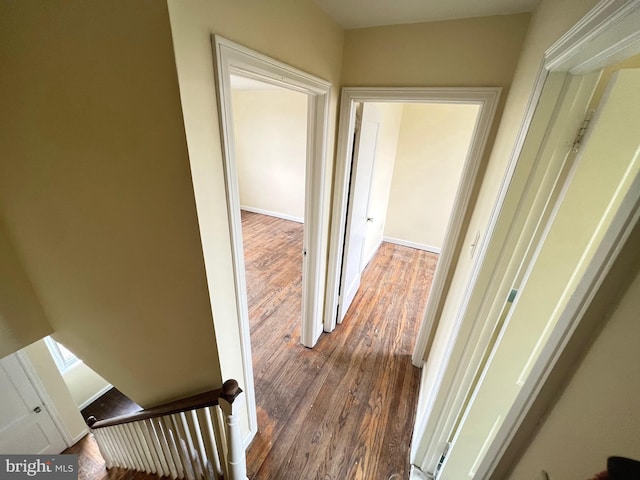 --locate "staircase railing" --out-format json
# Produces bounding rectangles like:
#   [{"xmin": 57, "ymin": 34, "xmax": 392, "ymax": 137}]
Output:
[{"xmin": 87, "ymin": 379, "xmax": 248, "ymax": 480}]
